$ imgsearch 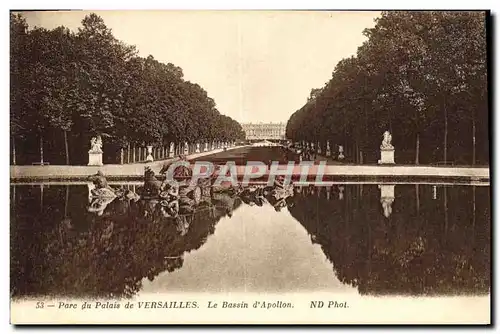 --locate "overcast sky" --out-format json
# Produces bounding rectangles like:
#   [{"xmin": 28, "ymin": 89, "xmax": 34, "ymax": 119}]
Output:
[{"xmin": 21, "ymin": 10, "xmax": 381, "ymax": 124}]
